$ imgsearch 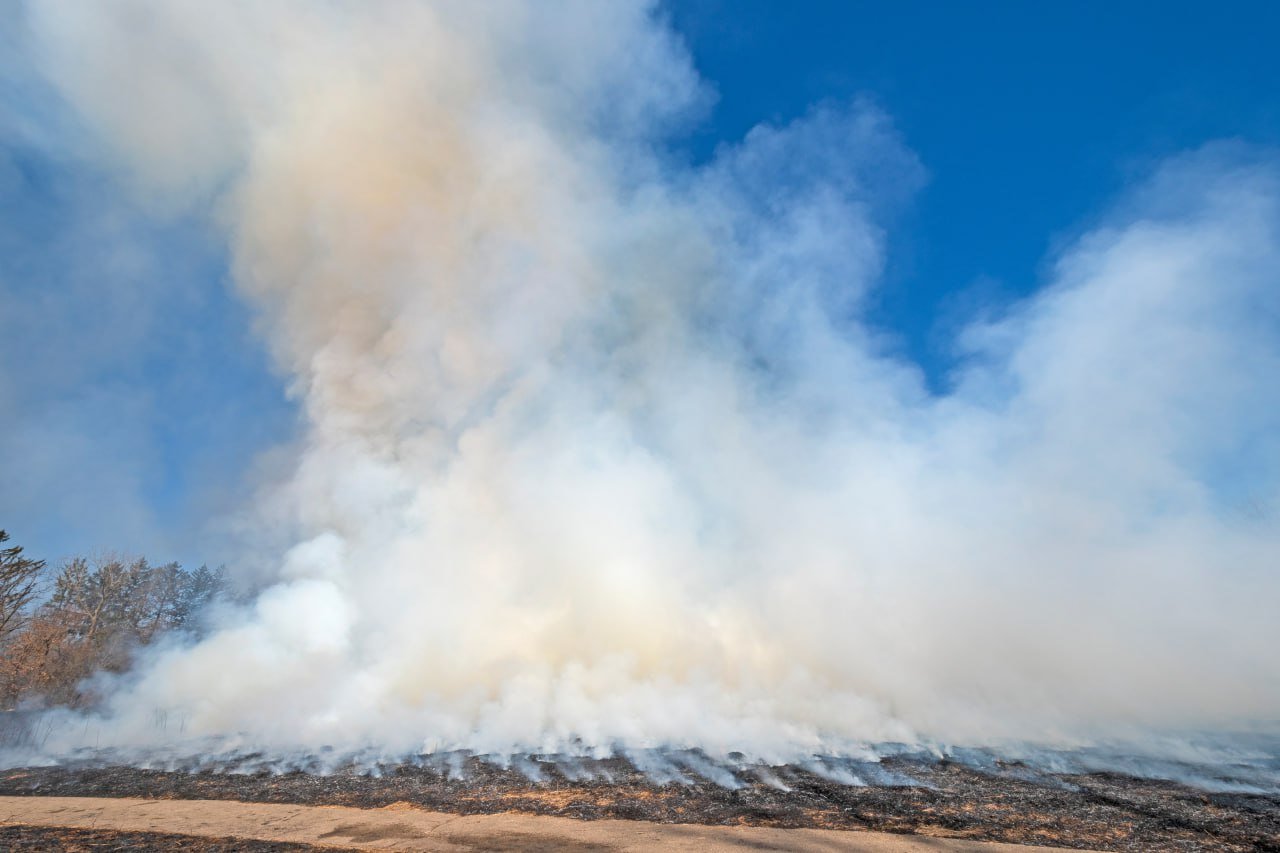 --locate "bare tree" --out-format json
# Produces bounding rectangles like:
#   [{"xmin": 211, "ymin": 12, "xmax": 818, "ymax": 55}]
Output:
[
  {"xmin": 2, "ymin": 552, "xmax": 225, "ymax": 708},
  {"xmin": 0, "ymin": 531, "xmax": 44, "ymax": 644},
  {"xmin": 47, "ymin": 556, "xmax": 136, "ymax": 649}
]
